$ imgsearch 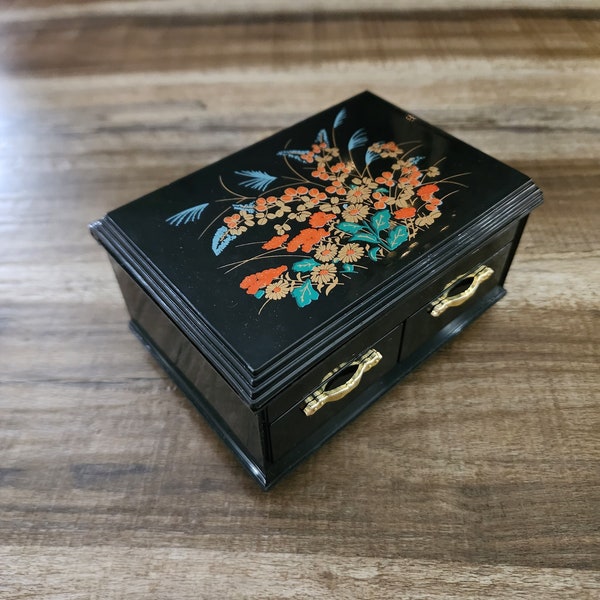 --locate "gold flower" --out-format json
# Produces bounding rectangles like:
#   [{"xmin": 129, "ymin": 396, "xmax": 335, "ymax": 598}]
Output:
[
  {"xmin": 274, "ymin": 223, "xmax": 291, "ymax": 235},
  {"xmin": 289, "ymin": 210, "xmax": 311, "ymax": 222},
  {"xmin": 426, "ymin": 166, "xmax": 440, "ymax": 177},
  {"xmin": 415, "ymin": 211, "xmax": 441, "ymax": 226},
  {"xmin": 314, "ymin": 242, "xmax": 338, "ymax": 262},
  {"xmin": 264, "ymin": 280, "xmax": 291, "ymax": 300},
  {"xmin": 391, "ymin": 159, "xmax": 411, "ymax": 171},
  {"xmin": 320, "ymin": 196, "xmax": 341, "ymax": 214},
  {"xmin": 351, "ymin": 176, "xmax": 377, "ymax": 190},
  {"xmin": 338, "ymin": 243, "xmax": 365, "ymax": 263},
  {"xmin": 342, "ymin": 203, "xmax": 369, "ymax": 223},
  {"xmin": 346, "ymin": 185, "xmax": 372, "ymax": 202},
  {"xmin": 310, "ymin": 263, "xmax": 337, "ymax": 285}
]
